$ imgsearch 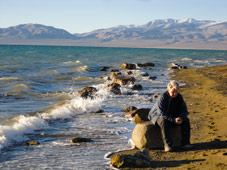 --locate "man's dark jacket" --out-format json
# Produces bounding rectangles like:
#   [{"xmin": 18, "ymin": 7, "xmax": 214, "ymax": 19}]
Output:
[{"xmin": 148, "ymin": 91, "xmax": 189, "ymax": 124}]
